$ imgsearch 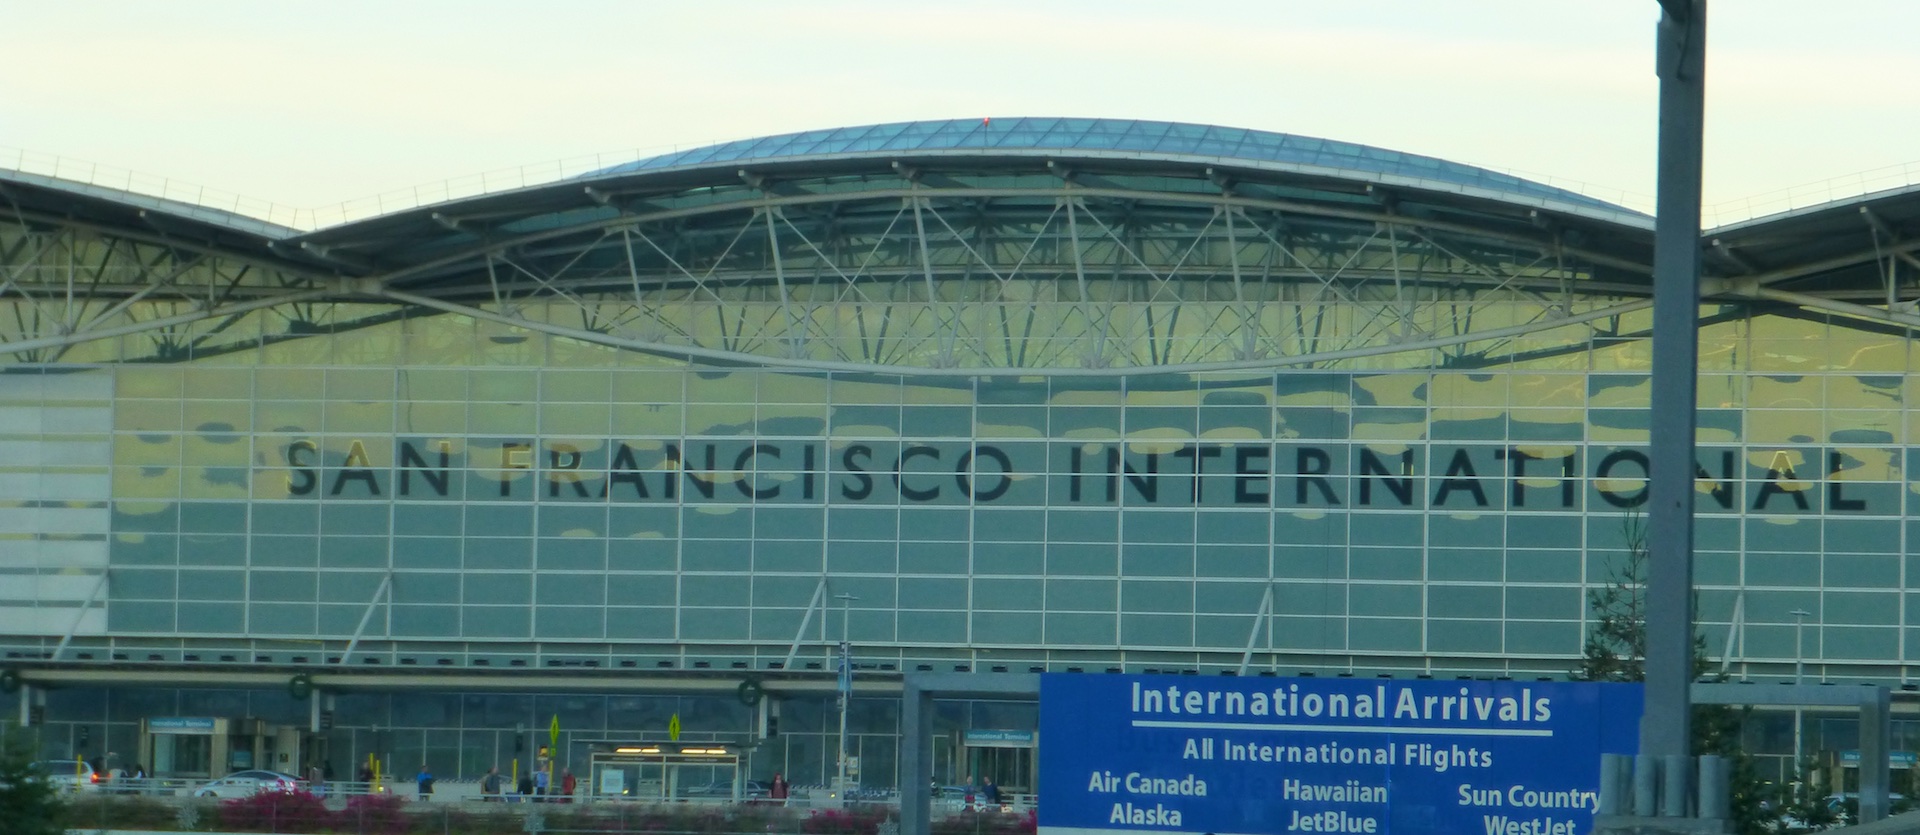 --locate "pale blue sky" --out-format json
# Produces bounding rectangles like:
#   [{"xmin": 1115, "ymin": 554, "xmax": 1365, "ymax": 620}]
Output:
[{"xmin": 4, "ymin": 1, "xmax": 1916, "ymax": 221}]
